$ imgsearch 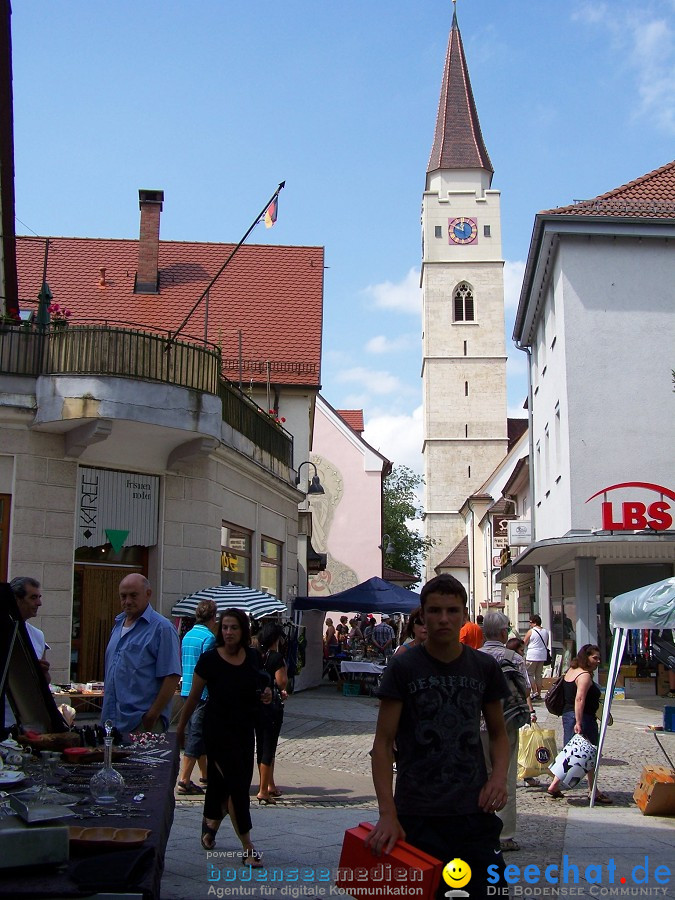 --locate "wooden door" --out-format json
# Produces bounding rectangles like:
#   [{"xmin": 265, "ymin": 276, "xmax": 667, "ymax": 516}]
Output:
[{"xmin": 73, "ymin": 565, "xmax": 143, "ymax": 682}]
